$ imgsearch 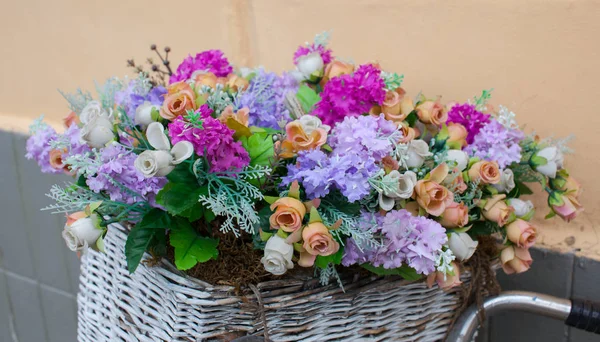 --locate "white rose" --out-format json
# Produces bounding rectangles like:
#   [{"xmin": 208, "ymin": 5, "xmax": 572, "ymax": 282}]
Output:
[
  {"xmin": 508, "ymin": 198, "xmax": 535, "ymax": 218},
  {"xmin": 384, "ymin": 170, "xmax": 417, "ymax": 199},
  {"xmin": 534, "ymin": 147, "xmax": 564, "ymax": 178},
  {"xmin": 493, "ymin": 169, "xmax": 516, "ymax": 193},
  {"xmin": 135, "ymin": 150, "xmax": 175, "ymax": 177},
  {"xmin": 296, "ymin": 52, "xmax": 324, "ymax": 80},
  {"xmin": 80, "ymin": 103, "xmax": 115, "ymax": 148},
  {"xmin": 261, "ymin": 235, "xmax": 294, "ymax": 275},
  {"xmin": 135, "ymin": 122, "xmax": 194, "ymax": 178},
  {"xmin": 406, "ymin": 140, "xmax": 432, "ymax": 168},
  {"xmin": 298, "ymin": 115, "xmax": 331, "ymax": 134},
  {"xmin": 135, "ymin": 101, "xmax": 159, "ymax": 127},
  {"xmin": 444, "ymin": 150, "xmax": 469, "ymax": 171},
  {"xmin": 62, "ymin": 216, "xmax": 103, "ymax": 252},
  {"xmin": 448, "ymin": 232, "xmax": 479, "ymax": 261}
]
